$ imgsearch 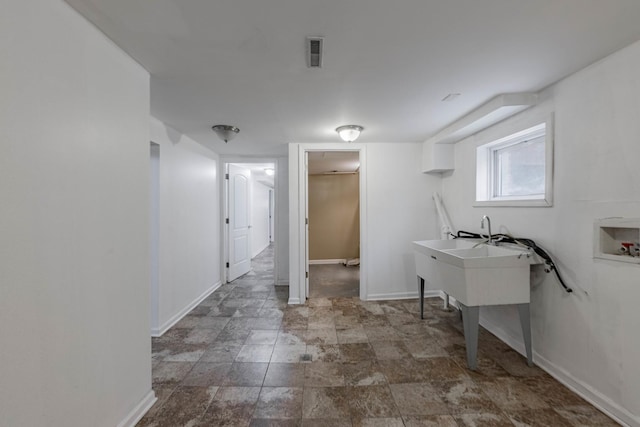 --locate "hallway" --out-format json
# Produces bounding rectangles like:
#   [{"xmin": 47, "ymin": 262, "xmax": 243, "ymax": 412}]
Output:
[{"xmin": 140, "ymin": 248, "xmax": 616, "ymax": 426}]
